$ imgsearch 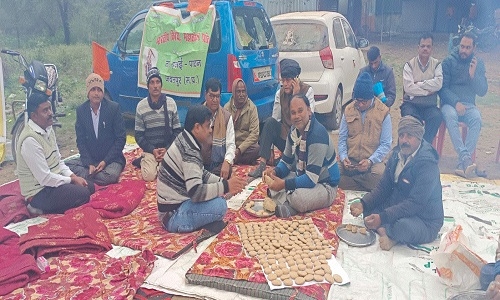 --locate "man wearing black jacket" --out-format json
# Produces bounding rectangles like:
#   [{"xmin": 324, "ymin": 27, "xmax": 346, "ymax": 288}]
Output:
[
  {"xmin": 67, "ymin": 73, "xmax": 126, "ymax": 186},
  {"xmin": 350, "ymin": 116, "xmax": 443, "ymax": 250}
]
